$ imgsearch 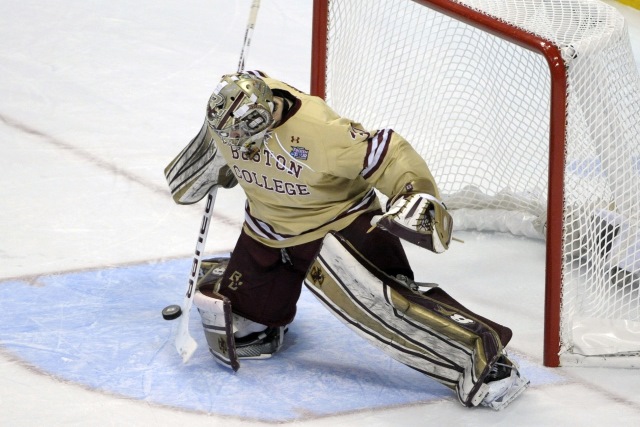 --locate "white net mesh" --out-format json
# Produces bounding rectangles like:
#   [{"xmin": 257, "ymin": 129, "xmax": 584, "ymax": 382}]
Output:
[{"xmin": 319, "ymin": 0, "xmax": 640, "ymax": 365}]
